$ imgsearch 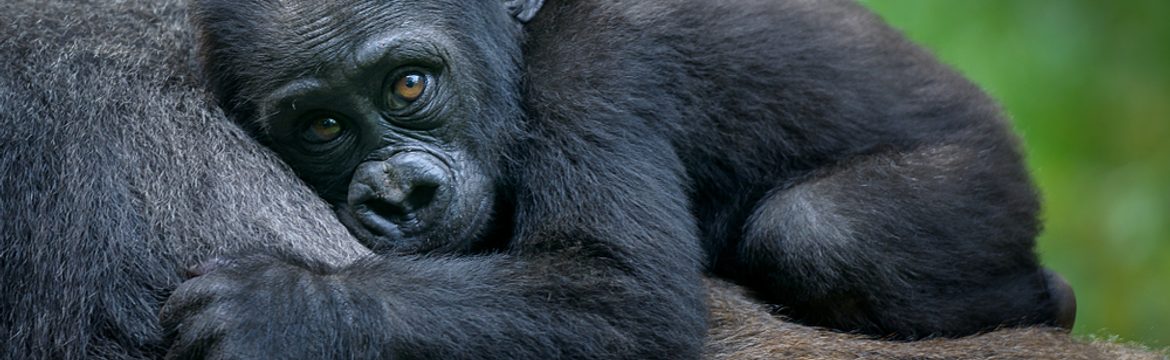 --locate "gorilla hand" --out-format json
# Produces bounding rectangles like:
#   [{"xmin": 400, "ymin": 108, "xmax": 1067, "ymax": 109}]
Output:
[{"xmin": 161, "ymin": 255, "xmax": 382, "ymax": 359}]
